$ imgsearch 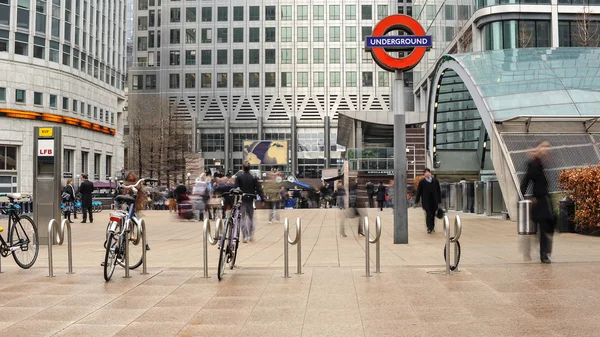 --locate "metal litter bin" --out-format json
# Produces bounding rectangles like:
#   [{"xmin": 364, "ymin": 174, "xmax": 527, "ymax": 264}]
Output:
[
  {"xmin": 474, "ymin": 181, "xmax": 484, "ymax": 214},
  {"xmin": 518, "ymin": 200, "xmax": 536, "ymax": 234}
]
